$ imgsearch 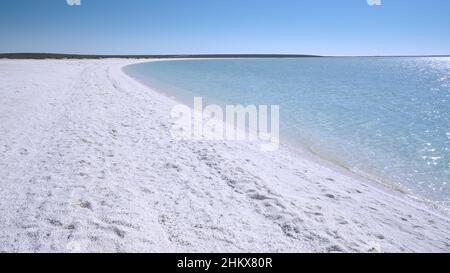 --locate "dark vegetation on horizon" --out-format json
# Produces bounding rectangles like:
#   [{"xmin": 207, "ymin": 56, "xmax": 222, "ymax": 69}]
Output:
[
  {"xmin": 0, "ymin": 53, "xmax": 321, "ymax": 59},
  {"xmin": 1, "ymin": 53, "xmax": 449, "ymax": 59}
]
